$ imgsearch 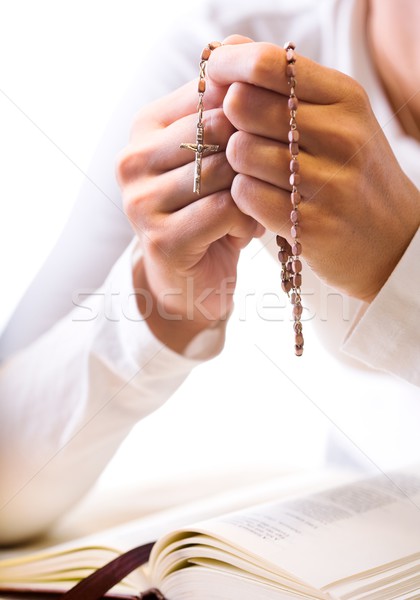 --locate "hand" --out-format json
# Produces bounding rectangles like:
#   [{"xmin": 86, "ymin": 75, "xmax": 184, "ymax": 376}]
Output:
[
  {"xmin": 208, "ymin": 42, "xmax": 420, "ymax": 302},
  {"xmin": 116, "ymin": 76, "xmax": 263, "ymax": 352}
]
